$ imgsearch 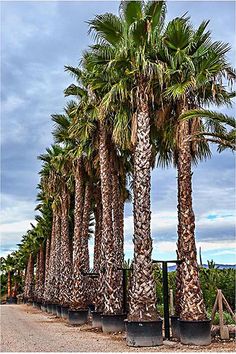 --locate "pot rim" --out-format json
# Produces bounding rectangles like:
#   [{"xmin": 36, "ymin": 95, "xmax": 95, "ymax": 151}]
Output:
[
  {"xmin": 178, "ymin": 318, "xmax": 211, "ymax": 323},
  {"xmin": 102, "ymin": 313, "xmax": 126, "ymax": 317},
  {"xmin": 124, "ymin": 318, "xmax": 162, "ymax": 324},
  {"xmin": 68, "ymin": 308, "xmax": 88, "ymax": 312}
]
